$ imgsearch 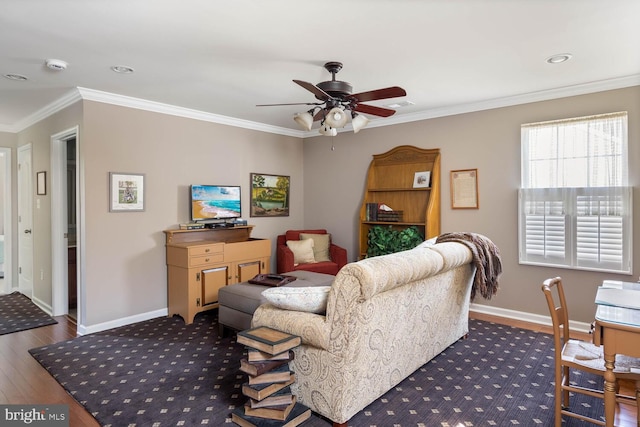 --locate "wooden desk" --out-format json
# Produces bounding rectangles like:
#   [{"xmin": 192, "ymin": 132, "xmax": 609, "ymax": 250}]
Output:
[{"xmin": 593, "ymin": 281, "xmax": 640, "ymax": 427}]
